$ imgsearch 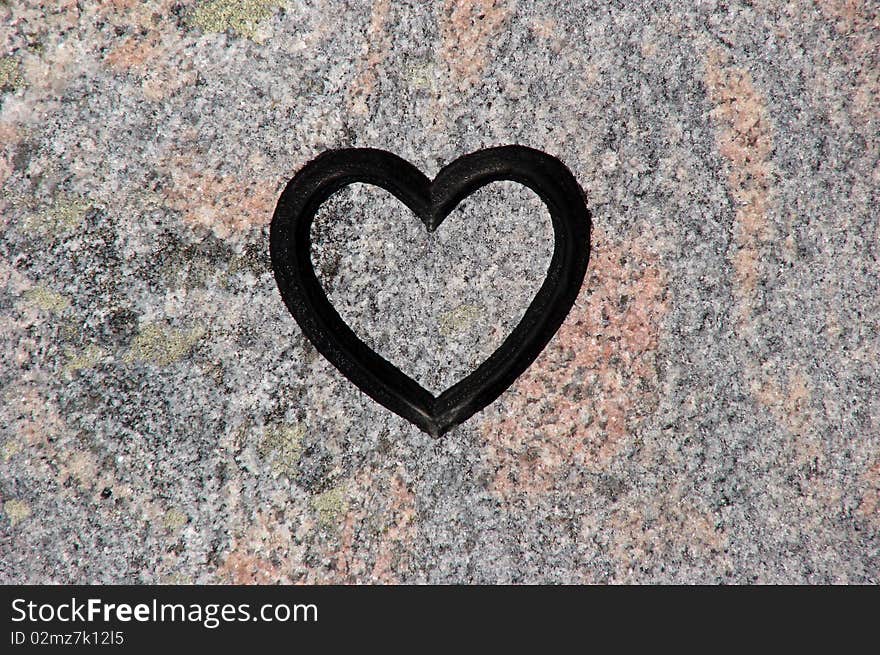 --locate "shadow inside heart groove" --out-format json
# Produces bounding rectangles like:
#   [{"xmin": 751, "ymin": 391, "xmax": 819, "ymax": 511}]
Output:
[
  {"xmin": 310, "ymin": 181, "xmax": 553, "ymax": 396},
  {"xmin": 270, "ymin": 146, "xmax": 591, "ymax": 436}
]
